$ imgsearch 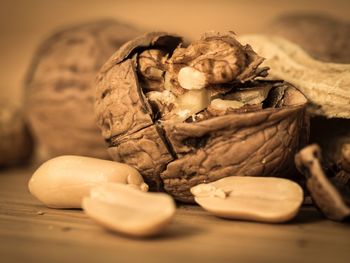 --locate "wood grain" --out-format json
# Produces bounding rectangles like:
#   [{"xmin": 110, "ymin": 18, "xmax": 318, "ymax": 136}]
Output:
[{"xmin": 0, "ymin": 168, "xmax": 350, "ymax": 263}]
